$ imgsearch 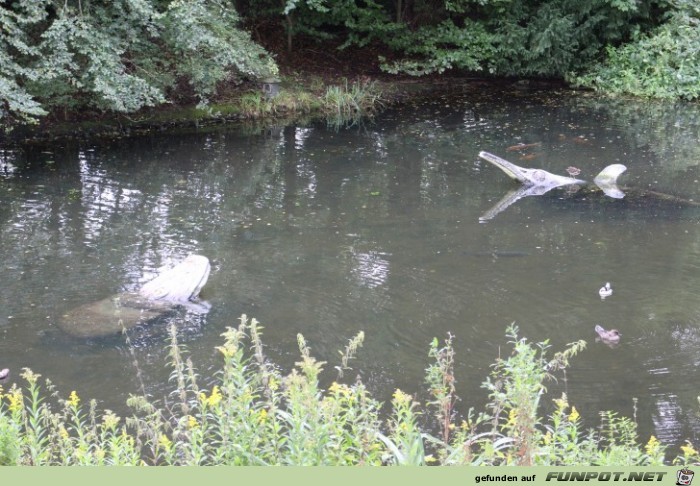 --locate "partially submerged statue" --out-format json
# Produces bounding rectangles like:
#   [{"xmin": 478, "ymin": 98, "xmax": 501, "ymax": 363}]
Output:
[
  {"xmin": 478, "ymin": 151, "xmax": 628, "ymax": 222},
  {"xmin": 59, "ymin": 254, "xmax": 211, "ymax": 338}
]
